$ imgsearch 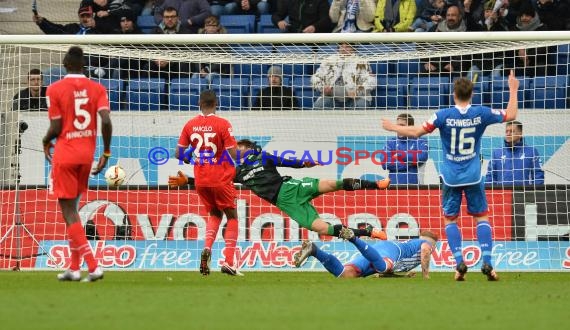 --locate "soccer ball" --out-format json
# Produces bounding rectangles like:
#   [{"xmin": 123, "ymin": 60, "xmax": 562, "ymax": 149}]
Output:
[{"xmin": 104, "ymin": 165, "xmax": 126, "ymax": 187}]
